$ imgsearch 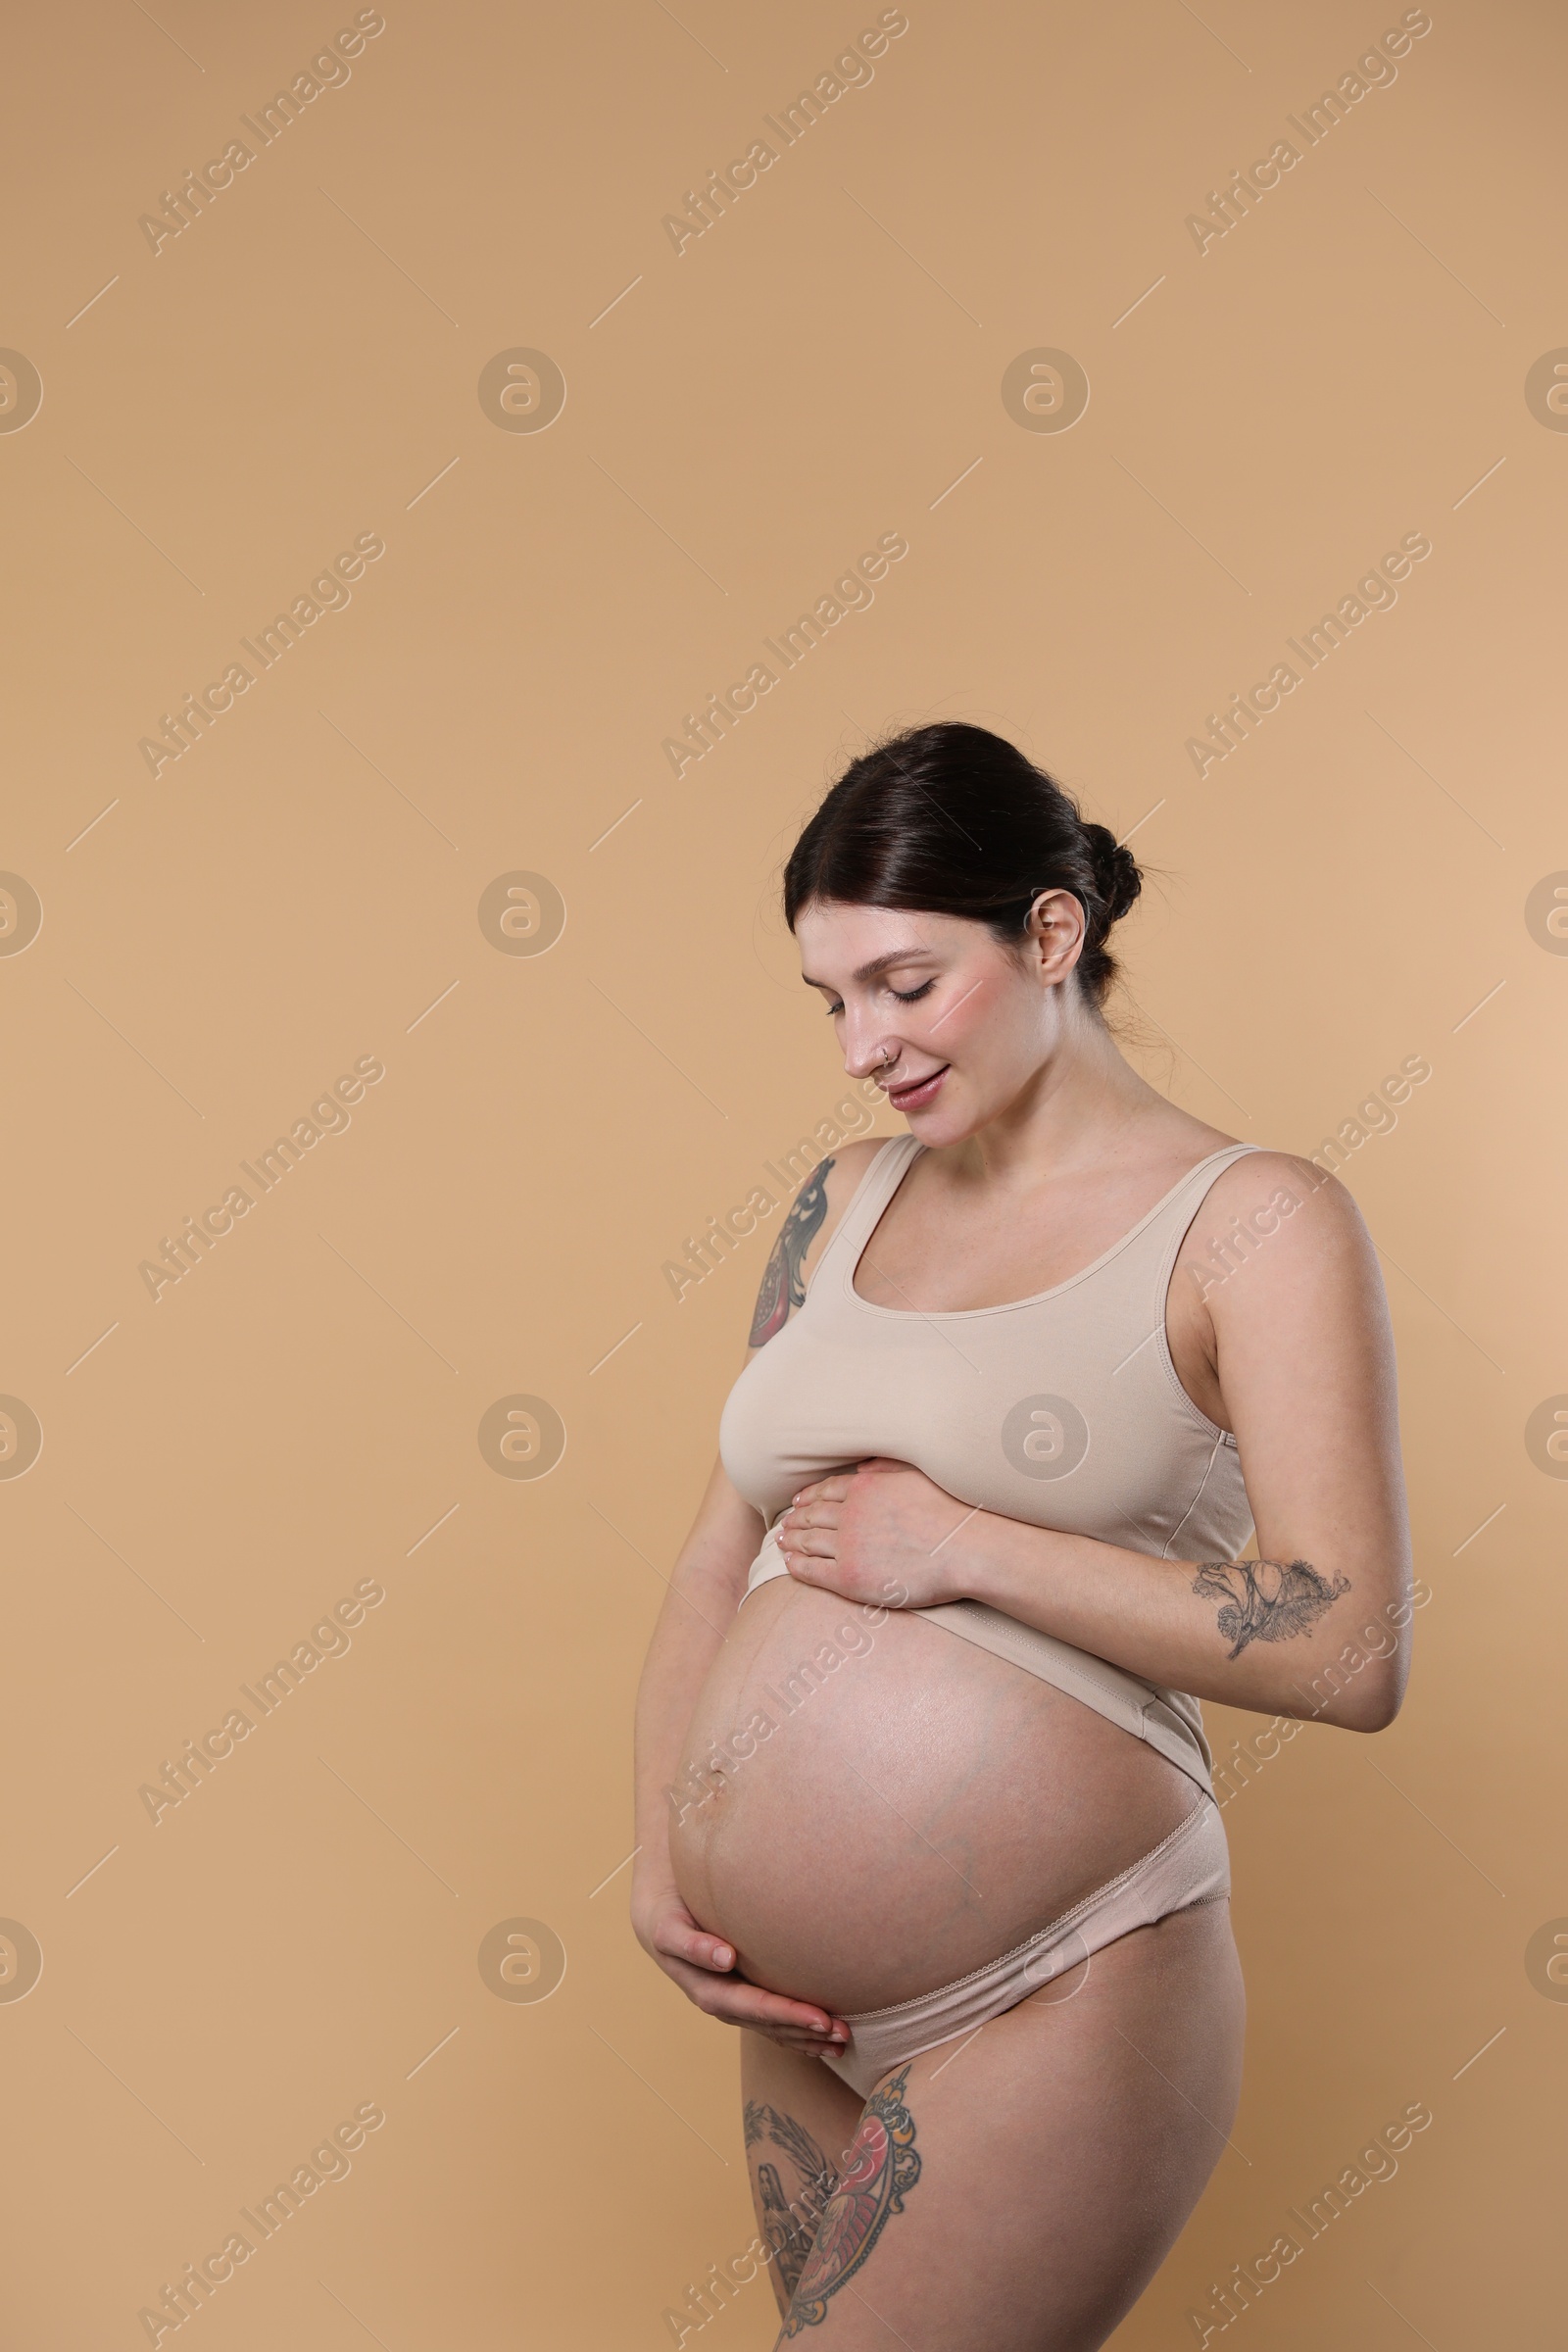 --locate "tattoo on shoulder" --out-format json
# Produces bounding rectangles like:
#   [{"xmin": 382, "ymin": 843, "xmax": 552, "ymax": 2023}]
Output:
[
  {"xmin": 748, "ymin": 1156, "xmax": 835, "ymax": 1348},
  {"xmin": 1193, "ymin": 1556, "xmax": 1351, "ymax": 1660}
]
